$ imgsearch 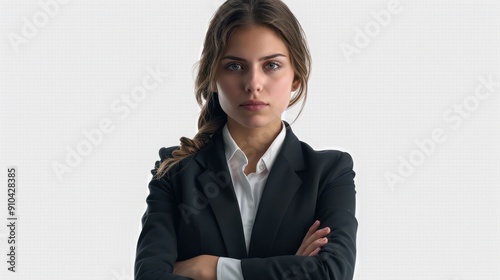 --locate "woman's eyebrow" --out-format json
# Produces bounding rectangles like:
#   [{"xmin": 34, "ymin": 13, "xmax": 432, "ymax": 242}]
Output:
[{"xmin": 221, "ymin": 53, "xmax": 287, "ymax": 62}]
